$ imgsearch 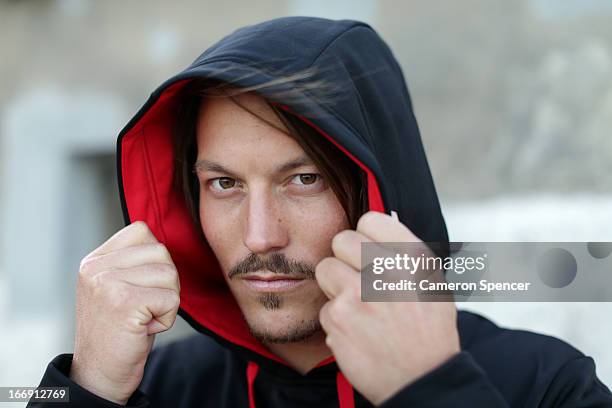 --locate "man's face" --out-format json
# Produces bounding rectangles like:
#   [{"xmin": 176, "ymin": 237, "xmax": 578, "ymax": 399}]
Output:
[{"xmin": 195, "ymin": 92, "xmax": 350, "ymax": 344}]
